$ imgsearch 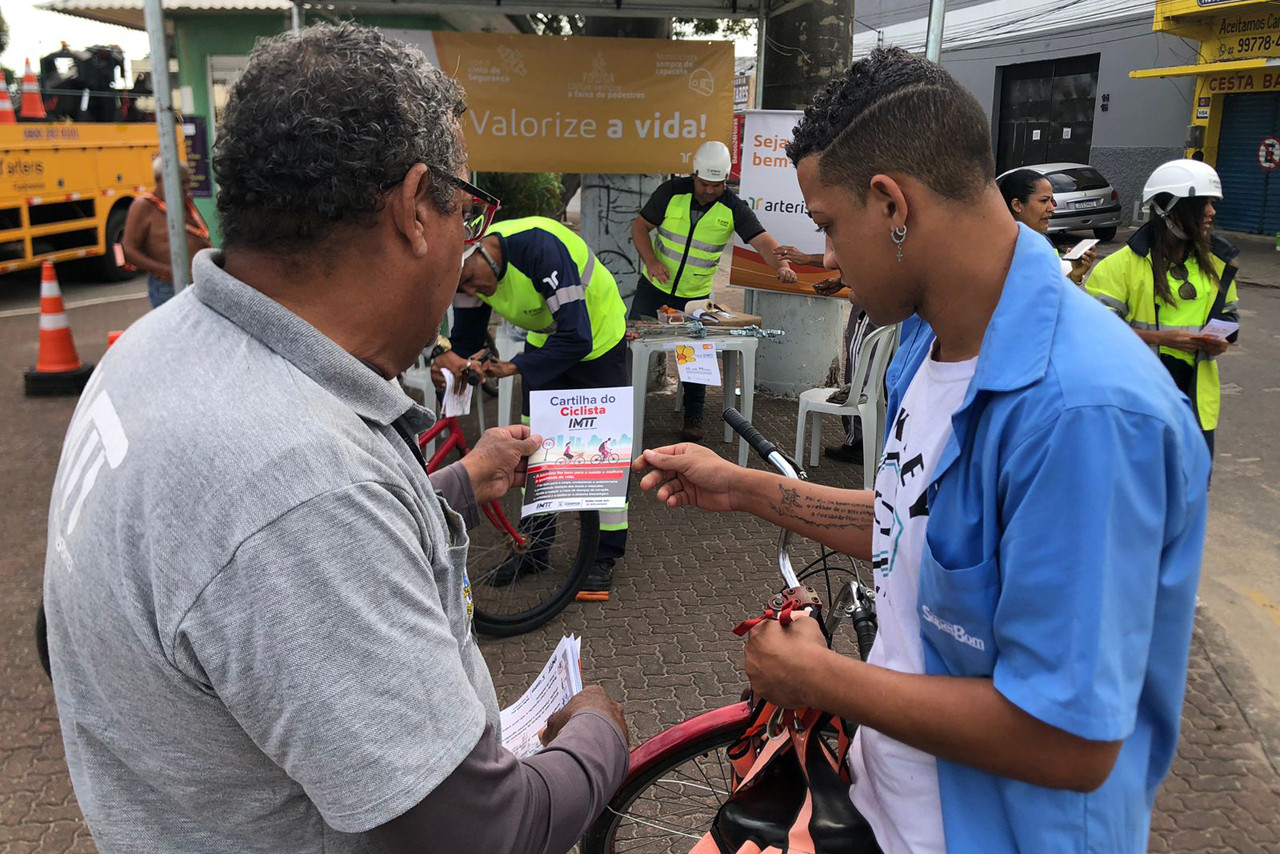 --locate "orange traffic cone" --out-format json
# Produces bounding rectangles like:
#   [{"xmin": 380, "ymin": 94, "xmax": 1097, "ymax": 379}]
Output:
[
  {"xmin": 0, "ymin": 85, "xmax": 15, "ymax": 124},
  {"xmin": 19, "ymin": 59, "xmax": 47, "ymax": 121},
  {"xmin": 24, "ymin": 262, "xmax": 94, "ymax": 396}
]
